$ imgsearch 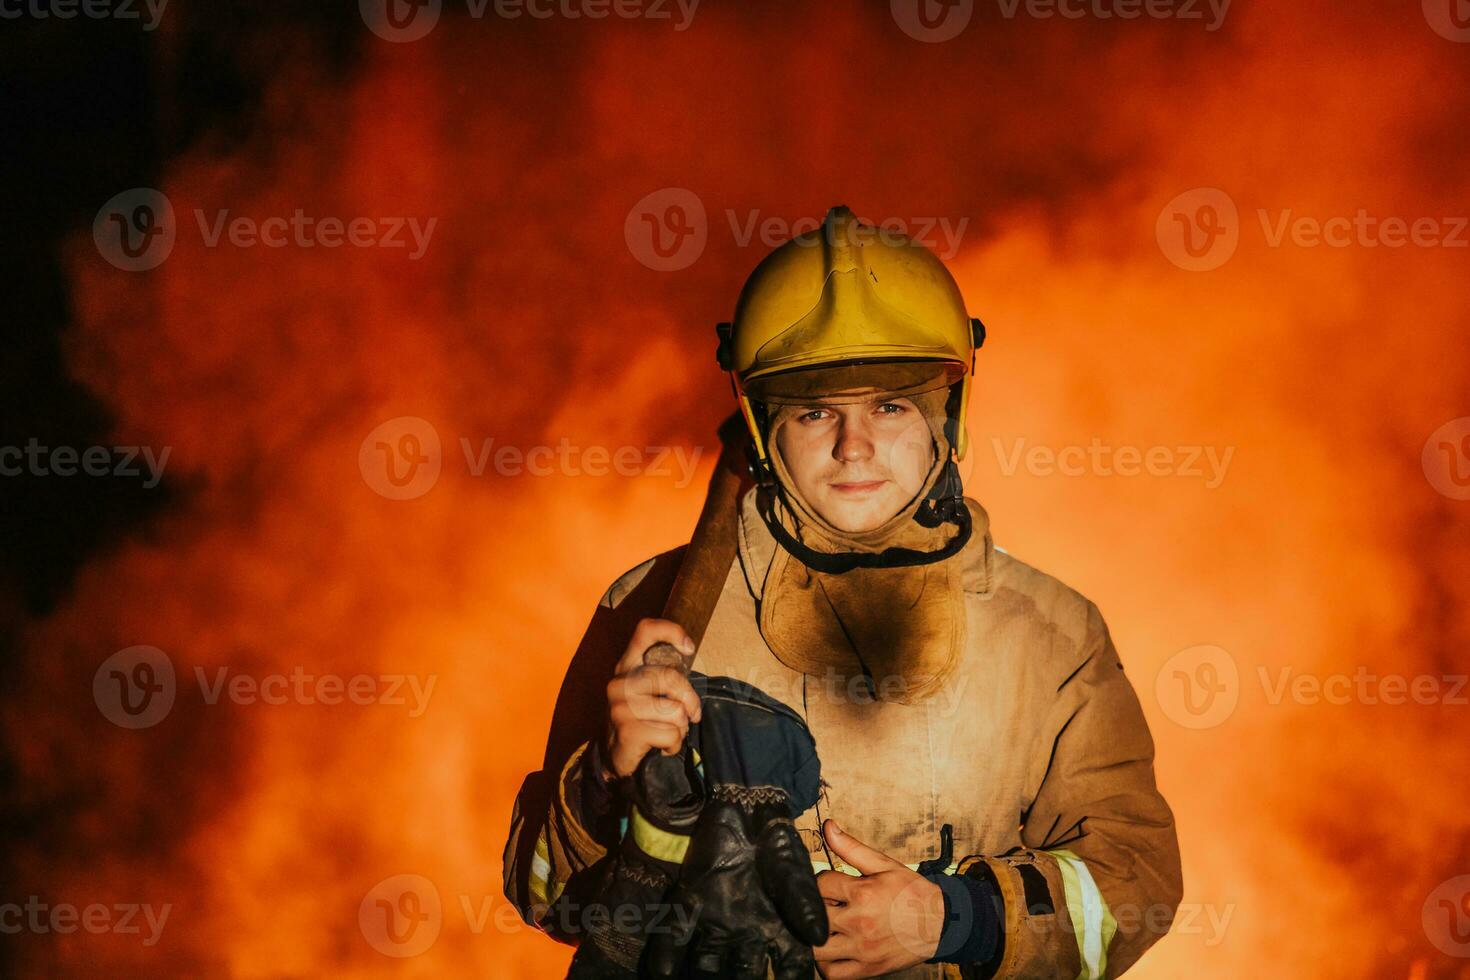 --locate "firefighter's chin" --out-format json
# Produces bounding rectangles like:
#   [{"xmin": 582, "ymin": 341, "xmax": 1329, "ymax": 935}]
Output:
[{"xmin": 806, "ymin": 476, "xmax": 910, "ymax": 533}]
